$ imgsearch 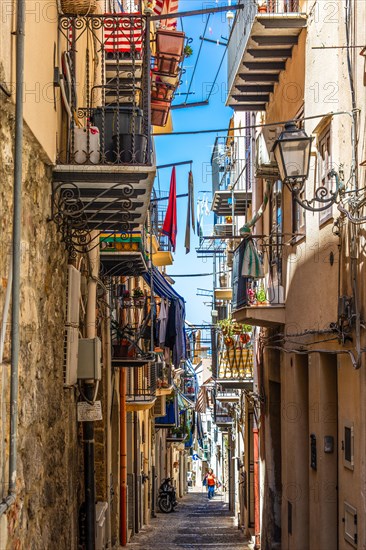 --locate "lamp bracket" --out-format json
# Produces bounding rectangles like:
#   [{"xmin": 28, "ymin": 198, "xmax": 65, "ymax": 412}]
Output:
[{"xmin": 287, "ymin": 166, "xmax": 345, "ymax": 213}]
